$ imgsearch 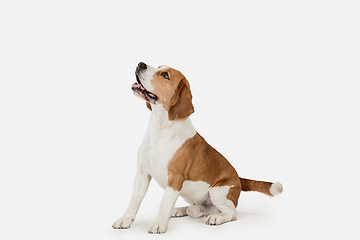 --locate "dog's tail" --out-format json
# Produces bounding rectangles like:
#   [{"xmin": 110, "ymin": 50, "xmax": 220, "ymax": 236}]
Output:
[{"xmin": 240, "ymin": 177, "xmax": 283, "ymax": 197}]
